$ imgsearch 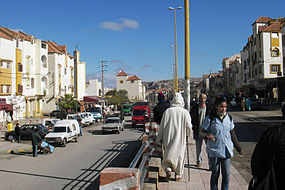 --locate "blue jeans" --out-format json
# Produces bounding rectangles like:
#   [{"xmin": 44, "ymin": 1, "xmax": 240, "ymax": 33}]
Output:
[
  {"xmin": 33, "ymin": 145, "xmax": 38, "ymax": 157},
  {"xmin": 209, "ymin": 157, "xmax": 230, "ymax": 190}
]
